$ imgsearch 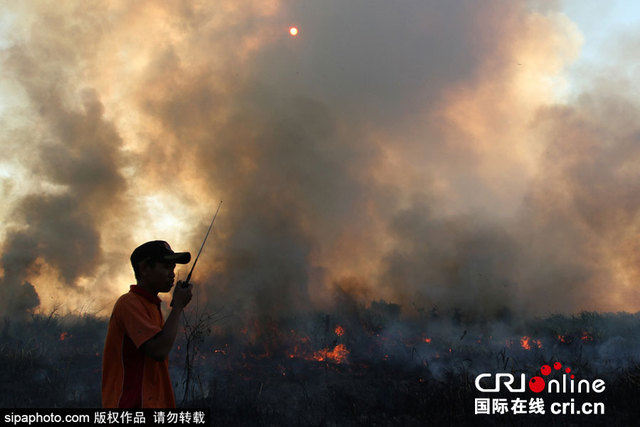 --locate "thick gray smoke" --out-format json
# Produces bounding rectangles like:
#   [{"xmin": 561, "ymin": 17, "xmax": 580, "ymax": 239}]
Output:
[
  {"xmin": 380, "ymin": 87, "xmax": 640, "ymax": 317},
  {"xmin": 0, "ymin": 0, "xmax": 638, "ymax": 318},
  {"xmin": 517, "ymin": 91, "xmax": 640, "ymax": 313},
  {"xmin": 0, "ymin": 16, "xmax": 127, "ymax": 316}
]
